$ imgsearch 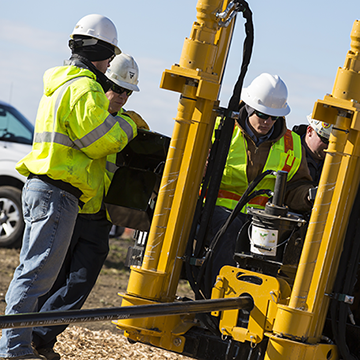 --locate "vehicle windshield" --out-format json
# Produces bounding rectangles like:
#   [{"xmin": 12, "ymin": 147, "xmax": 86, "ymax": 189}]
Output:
[{"xmin": 0, "ymin": 104, "xmax": 34, "ymax": 145}]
